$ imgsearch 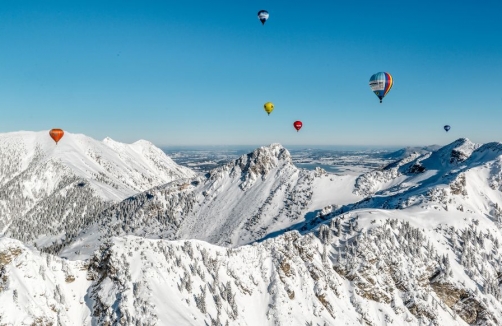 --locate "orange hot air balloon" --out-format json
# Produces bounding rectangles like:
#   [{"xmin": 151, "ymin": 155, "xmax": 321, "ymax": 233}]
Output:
[
  {"xmin": 293, "ymin": 120, "xmax": 303, "ymax": 132},
  {"xmin": 49, "ymin": 129, "xmax": 64, "ymax": 144}
]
